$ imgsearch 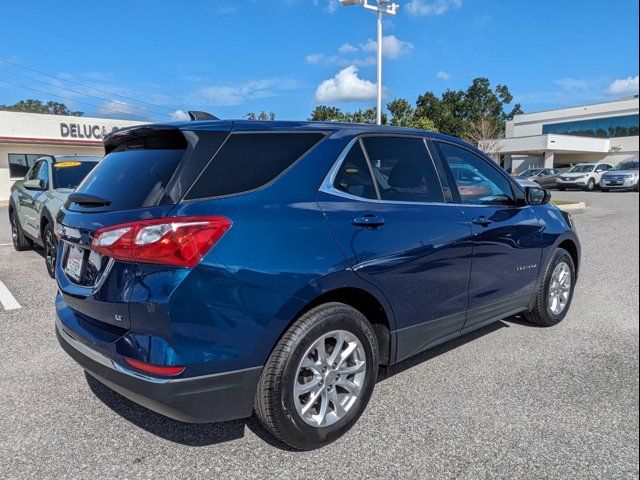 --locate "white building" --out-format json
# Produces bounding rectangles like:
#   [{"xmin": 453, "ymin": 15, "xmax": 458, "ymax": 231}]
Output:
[
  {"xmin": 498, "ymin": 96, "xmax": 639, "ymax": 173},
  {"xmin": 0, "ymin": 111, "xmax": 144, "ymax": 201}
]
